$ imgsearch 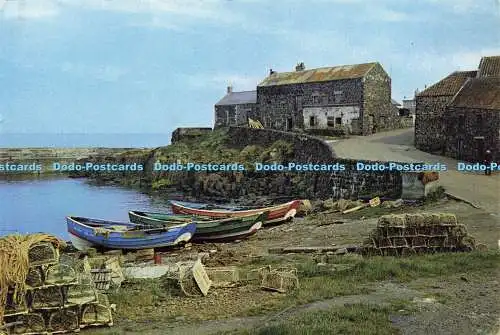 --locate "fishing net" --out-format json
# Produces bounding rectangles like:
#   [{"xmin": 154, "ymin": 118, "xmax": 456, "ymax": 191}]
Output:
[{"xmin": 0, "ymin": 233, "xmax": 65, "ymax": 322}]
